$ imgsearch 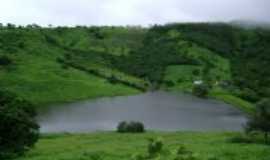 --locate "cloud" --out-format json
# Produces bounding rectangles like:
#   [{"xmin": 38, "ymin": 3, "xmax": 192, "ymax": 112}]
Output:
[{"xmin": 0, "ymin": 0, "xmax": 269, "ymax": 26}]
